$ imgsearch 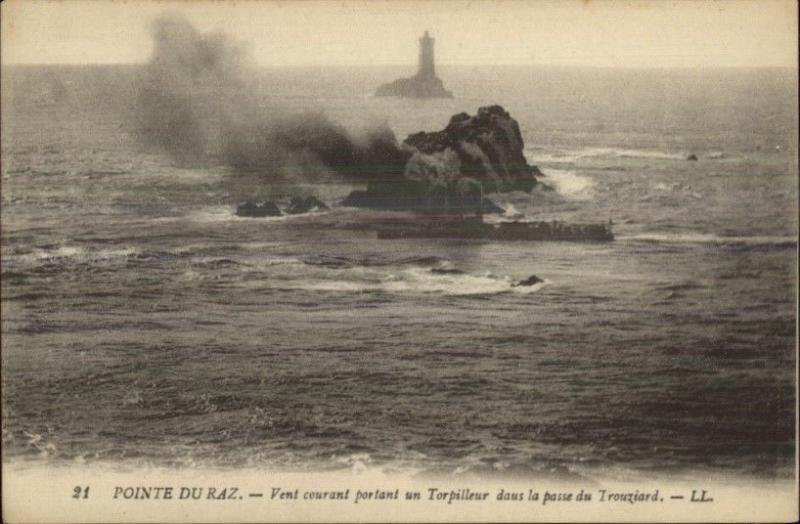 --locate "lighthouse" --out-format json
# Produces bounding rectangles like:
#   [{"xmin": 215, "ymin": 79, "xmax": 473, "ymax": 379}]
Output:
[
  {"xmin": 375, "ymin": 30, "xmax": 452, "ymax": 98},
  {"xmin": 418, "ymin": 30, "xmax": 436, "ymax": 79}
]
